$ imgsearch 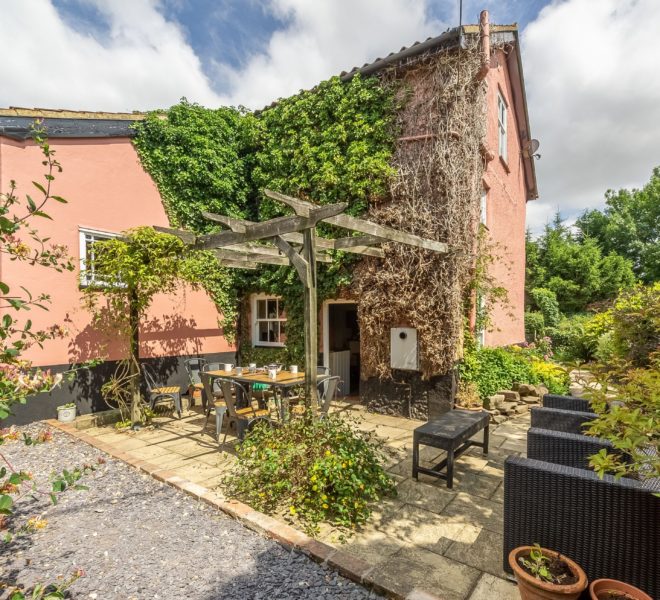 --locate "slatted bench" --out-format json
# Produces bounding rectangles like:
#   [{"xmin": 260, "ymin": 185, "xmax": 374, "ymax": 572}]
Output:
[{"xmin": 412, "ymin": 409, "xmax": 489, "ymax": 489}]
